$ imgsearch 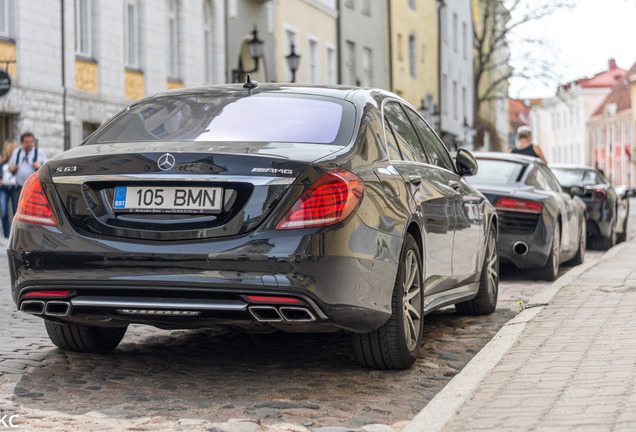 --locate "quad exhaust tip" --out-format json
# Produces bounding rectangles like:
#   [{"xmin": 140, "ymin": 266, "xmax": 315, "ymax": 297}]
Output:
[
  {"xmin": 20, "ymin": 300, "xmax": 71, "ymax": 317},
  {"xmin": 249, "ymin": 305, "xmax": 316, "ymax": 323}
]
